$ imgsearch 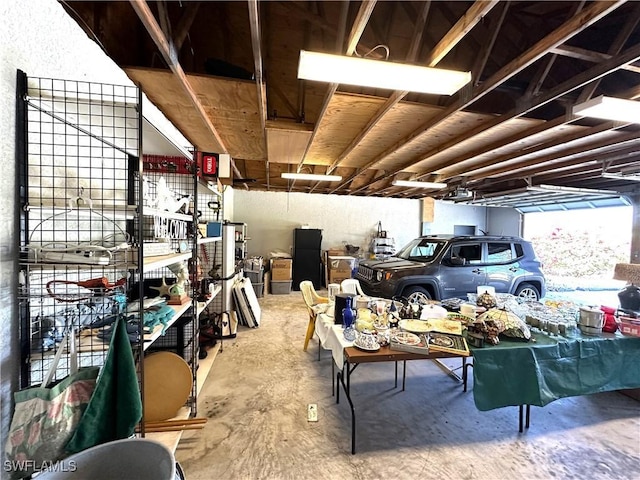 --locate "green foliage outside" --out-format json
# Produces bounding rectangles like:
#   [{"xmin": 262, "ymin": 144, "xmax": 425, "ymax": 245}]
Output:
[{"xmin": 529, "ymin": 226, "xmax": 630, "ymax": 280}]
